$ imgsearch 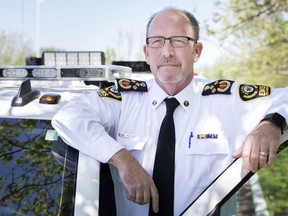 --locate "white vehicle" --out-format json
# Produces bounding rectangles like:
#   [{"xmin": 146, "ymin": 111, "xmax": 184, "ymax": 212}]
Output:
[
  {"xmin": 1, "ymin": 58, "xmax": 287, "ymax": 215},
  {"xmin": 0, "ymin": 62, "xmax": 133, "ymax": 215}
]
